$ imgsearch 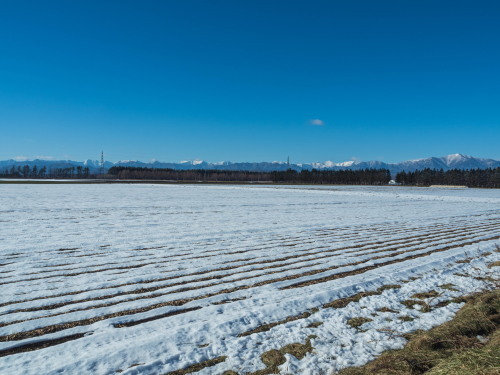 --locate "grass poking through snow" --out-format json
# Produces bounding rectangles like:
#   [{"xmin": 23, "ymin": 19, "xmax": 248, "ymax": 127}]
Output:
[
  {"xmin": 347, "ymin": 317, "xmax": 373, "ymax": 329},
  {"xmin": 411, "ymin": 290, "xmax": 439, "ymax": 299},
  {"xmin": 247, "ymin": 336, "xmax": 316, "ymax": 375},
  {"xmin": 164, "ymin": 356, "xmax": 227, "ymax": 375},
  {"xmin": 335, "ymin": 289, "xmax": 500, "ymax": 375}
]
